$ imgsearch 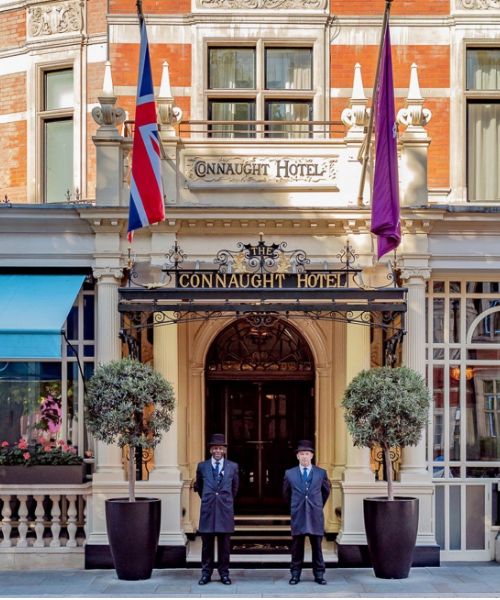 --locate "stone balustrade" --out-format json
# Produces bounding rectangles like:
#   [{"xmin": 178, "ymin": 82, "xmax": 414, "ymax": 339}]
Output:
[{"xmin": 0, "ymin": 484, "xmax": 92, "ymax": 568}]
